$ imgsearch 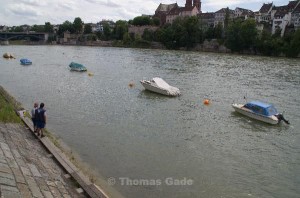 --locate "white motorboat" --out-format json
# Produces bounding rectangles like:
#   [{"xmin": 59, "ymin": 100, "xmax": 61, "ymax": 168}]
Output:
[
  {"xmin": 140, "ymin": 77, "xmax": 181, "ymax": 96},
  {"xmin": 232, "ymin": 101, "xmax": 289, "ymax": 125}
]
